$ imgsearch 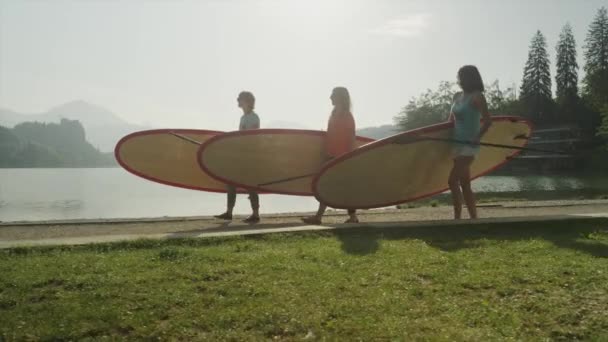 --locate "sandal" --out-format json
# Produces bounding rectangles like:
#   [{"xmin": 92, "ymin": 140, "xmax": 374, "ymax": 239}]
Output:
[
  {"xmin": 243, "ymin": 215, "xmax": 260, "ymax": 224},
  {"xmin": 301, "ymin": 216, "xmax": 322, "ymax": 225},
  {"xmin": 344, "ymin": 217, "xmax": 359, "ymax": 224},
  {"xmin": 214, "ymin": 212, "xmax": 233, "ymax": 220}
]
